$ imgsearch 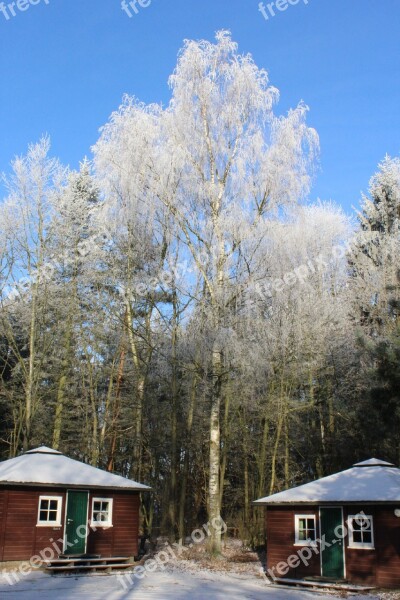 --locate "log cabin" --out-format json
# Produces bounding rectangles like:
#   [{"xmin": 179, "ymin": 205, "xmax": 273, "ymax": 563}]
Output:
[
  {"xmin": 0, "ymin": 446, "xmax": 150, "ymax": 563},
  {"xmin": 254, "ymin": 458, "xmax": 400, "ymax": 589}
]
